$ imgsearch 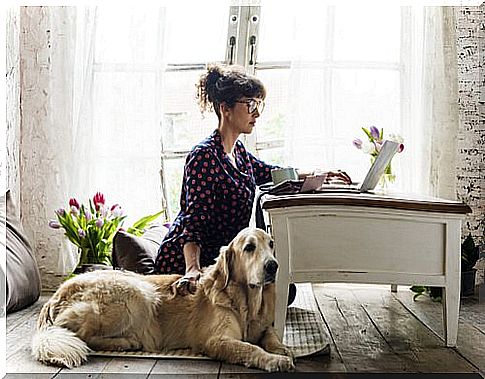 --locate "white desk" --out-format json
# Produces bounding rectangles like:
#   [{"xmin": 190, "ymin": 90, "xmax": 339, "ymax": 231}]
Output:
[{"xmin": 261, "ymin": 192, "xmax": 471, "ymax": 347}]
